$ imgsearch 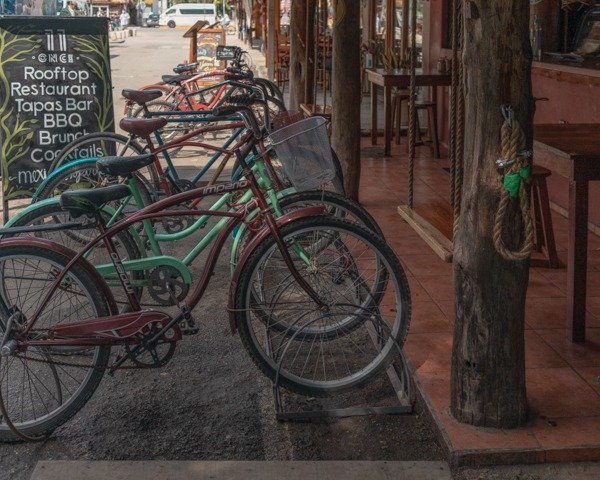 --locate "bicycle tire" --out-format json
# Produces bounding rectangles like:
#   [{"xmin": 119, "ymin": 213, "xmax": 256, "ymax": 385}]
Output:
[
  {"xmin": 0, "ymin": 245, "xmax": 112, "ymax": 442},
  {"xmin": 234, "ymin": 216, "xmax": 411, "ymax": 397},
  {"xmin": 48, "ymin": 132, "xmax": 160, "ymax": 196},
  {"xmin": 232, "ymin": 189, "xmax": 383, "ymax": 266},
  {"xmin": 232, "ymin": 190, "xmax": 386, "ymax": 339}
]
